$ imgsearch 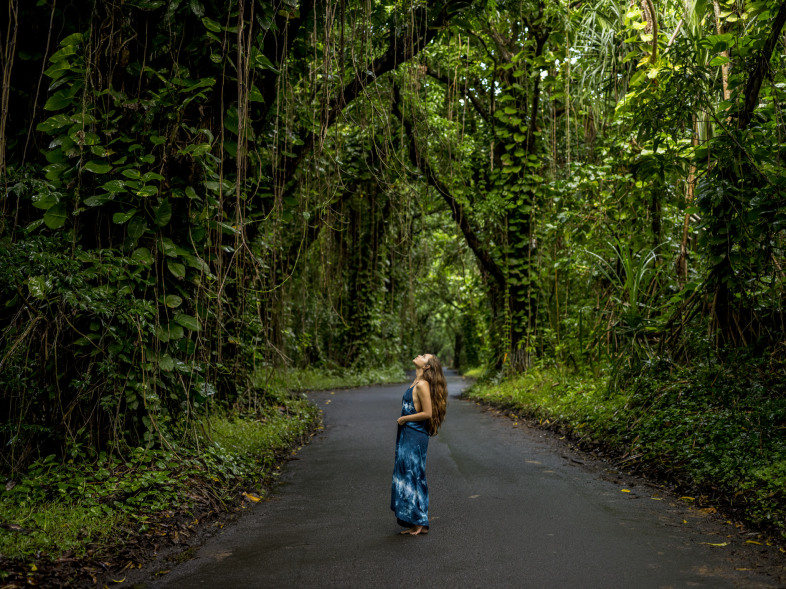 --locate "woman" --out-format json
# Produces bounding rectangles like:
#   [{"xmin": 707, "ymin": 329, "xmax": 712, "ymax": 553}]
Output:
[{"xmin": 390, "ymin": 353, "xmax": 447, "ymax": 536}]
